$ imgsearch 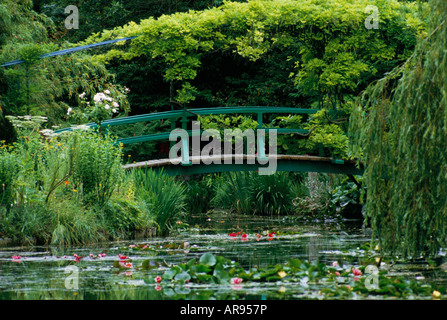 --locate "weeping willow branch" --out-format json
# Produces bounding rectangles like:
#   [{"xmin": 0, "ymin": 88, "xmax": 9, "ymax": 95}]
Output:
[{"xmin": 350, "ymin": 1, "xmax": 447, "ymax": 258}]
